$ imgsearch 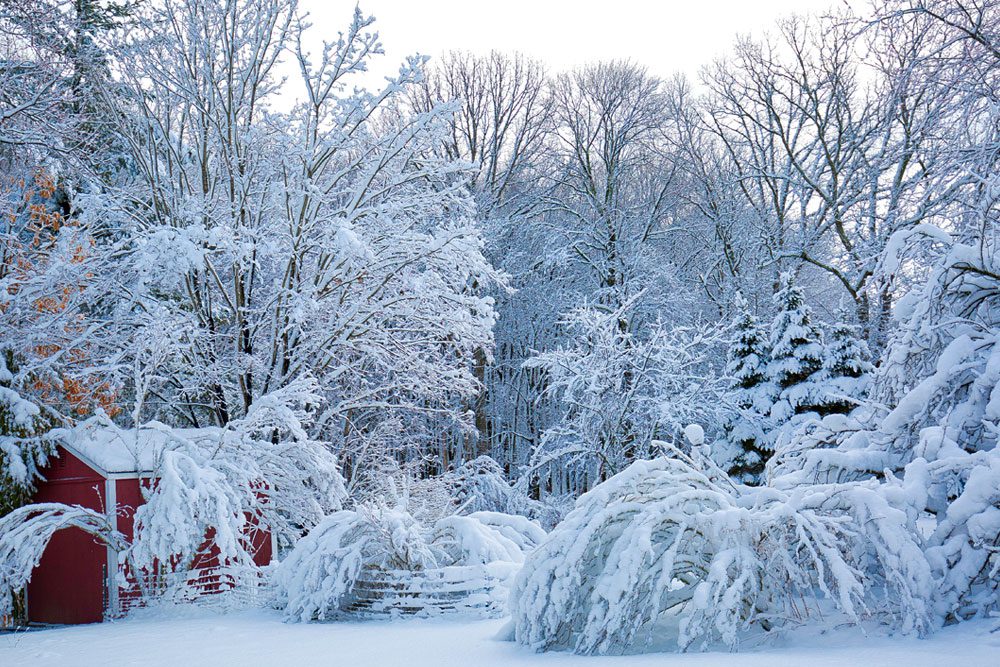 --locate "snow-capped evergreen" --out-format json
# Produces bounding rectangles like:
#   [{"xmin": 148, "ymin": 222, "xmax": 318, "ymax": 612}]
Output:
[
  {"xmin": 0, "ymin": 359, "xmax": 57, "ymax": 515},
  {"xmin": 768, "ymin": 273, "xmax": 825, "ymax": 411},
  {"xmin": 722, "ymin": 295, "xmax": 775, "ymax": 483},
  {"xmin": 765, "ymin": 273, "xmax": 829, "ymax": 445},
  {"xmin": 814, "ymin": 322, "xmax": 873, "ymax": 416}
]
